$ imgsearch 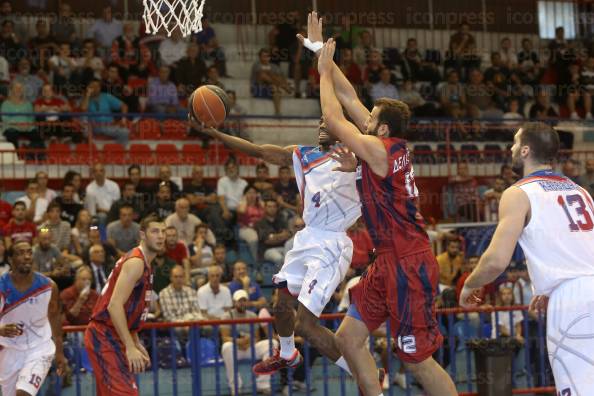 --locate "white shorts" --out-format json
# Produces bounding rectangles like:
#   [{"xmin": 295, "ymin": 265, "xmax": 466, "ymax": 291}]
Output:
[
  {"xmin": 547, "ymin": 276, "xmax": 594, "ymax": 396},
  {"xmin": 0, "ymin": 342, "xmax": 55, "ymax": 396},
  {"xmin": 273, "ymin": 226, "xmax": 353, "ymax": 317}
]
